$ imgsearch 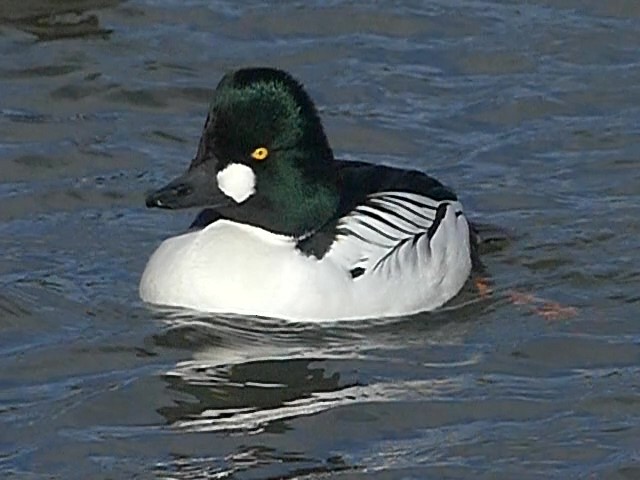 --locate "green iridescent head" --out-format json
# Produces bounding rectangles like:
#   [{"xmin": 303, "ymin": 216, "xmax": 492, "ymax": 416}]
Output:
[{"xmin": 146, "ymin": 67, "xmax": 340, "ymax": 237}]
